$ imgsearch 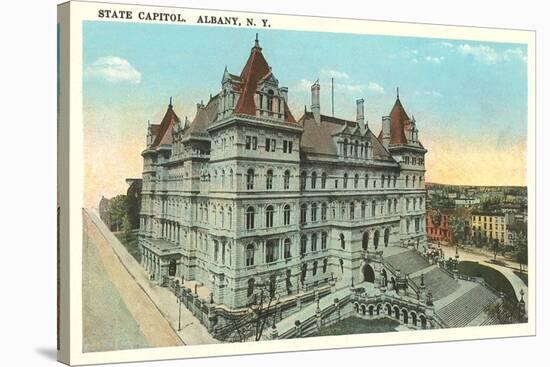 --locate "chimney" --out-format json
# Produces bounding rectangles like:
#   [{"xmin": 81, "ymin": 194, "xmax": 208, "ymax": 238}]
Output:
[
  {"xmin": 356, "ymin": 98, "xmax": 365, "ymax": 125},
  {"xmin": 311, "ymin": 80, "xmax": 320, "ymax": 123},
  {"xmin": 382, "ymin": 115, "xmax": 391, "ymax": 149}
]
